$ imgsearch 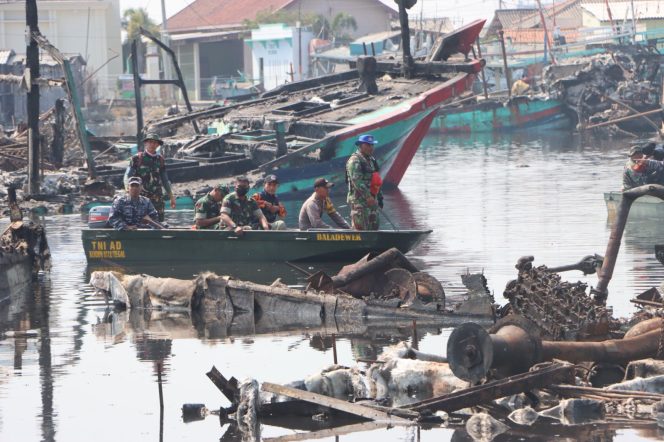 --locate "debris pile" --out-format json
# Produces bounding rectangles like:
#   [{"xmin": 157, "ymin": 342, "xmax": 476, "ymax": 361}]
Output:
[
  {"xmin": 543, "ymin": 44, "xmax": 664, "ymax": 136},
  {"xmin": 0, "ymin": 220, "xmax": 51, "ymax": 273}
]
